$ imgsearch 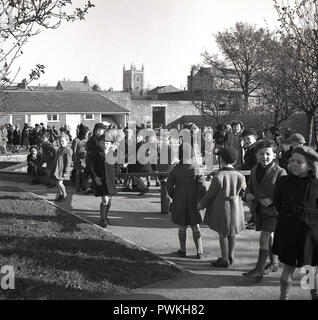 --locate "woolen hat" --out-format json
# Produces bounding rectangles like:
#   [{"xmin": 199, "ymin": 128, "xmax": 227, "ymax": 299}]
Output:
[
  {"xmin": 293, "ymin": 146, "xmax": 318, "ymax": 162},
  {"xmin": 241, "ymin": 128, "xmax": 257, "ymax": 137},
  {"xmin": 218, "ymin": 146, "xmax": 238, "ymax": 164},
  {"xmin": 290, "ymin": 133, "xmax": 306, "ymax": 144}
]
